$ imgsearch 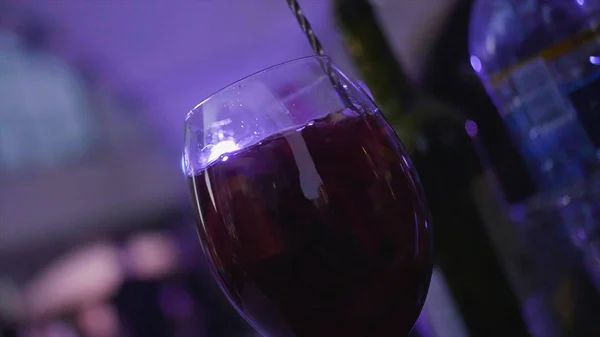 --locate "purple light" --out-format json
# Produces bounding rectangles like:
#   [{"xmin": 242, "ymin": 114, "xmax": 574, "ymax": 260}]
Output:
[
  {"xmin": 159, "ymin": 286, "xmax": 194, "ymax": 319},
  {"xmin": 590, "ymin": 56, "xmax": 600, "ymax": 65},
  {"xmin": 577, "ymin": 0, "xmax": 585, "ymax": 5},
  {"xmin": 470, "ymin": 56, "xmax": 482, "ymax": 73},
  {"xmin": 465, "ymin": 120, "xmax": 479, "ymax": 137},
  {"xmin": 509, "ymin": 204, "xmax": 527, "ymax": 222}
]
